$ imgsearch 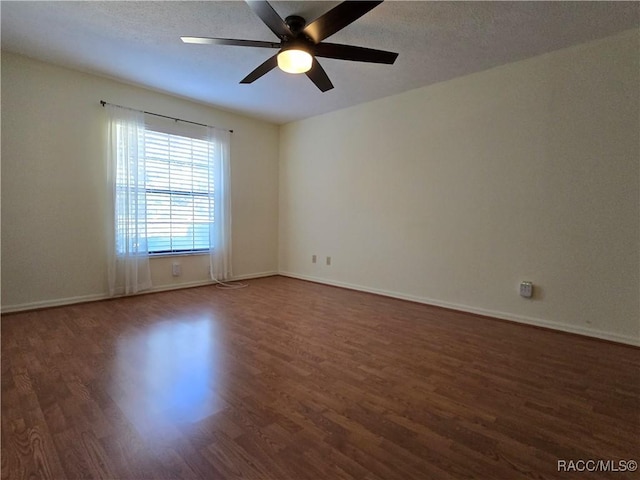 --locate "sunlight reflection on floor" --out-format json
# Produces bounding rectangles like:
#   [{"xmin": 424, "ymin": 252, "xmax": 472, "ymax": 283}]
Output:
[{"xmin": 113, "ymin": 315, "xmax": 225, "ymax": 437}]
